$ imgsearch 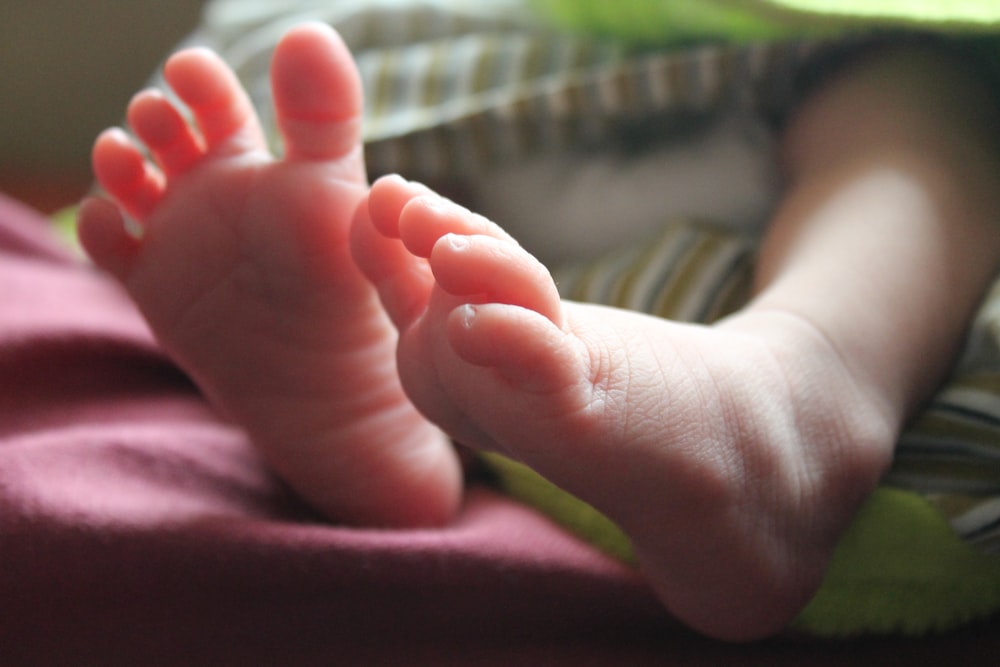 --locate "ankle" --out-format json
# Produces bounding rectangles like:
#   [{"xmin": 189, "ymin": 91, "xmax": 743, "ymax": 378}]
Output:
[{"xmin": 720, "ymin": 308, "xmax": 897, "ymax": 497}]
